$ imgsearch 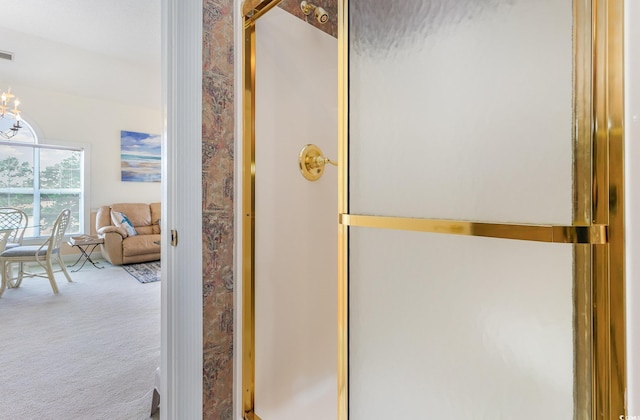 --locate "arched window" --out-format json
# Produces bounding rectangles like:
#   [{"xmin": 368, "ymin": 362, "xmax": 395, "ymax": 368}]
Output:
[
  {"xmin": 0, "ymin": 117, "xmax": 84, "ymax": 238},
  {"xmin": 0, "ymin": 115, "xmax": 36, "ymax": 143}
]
